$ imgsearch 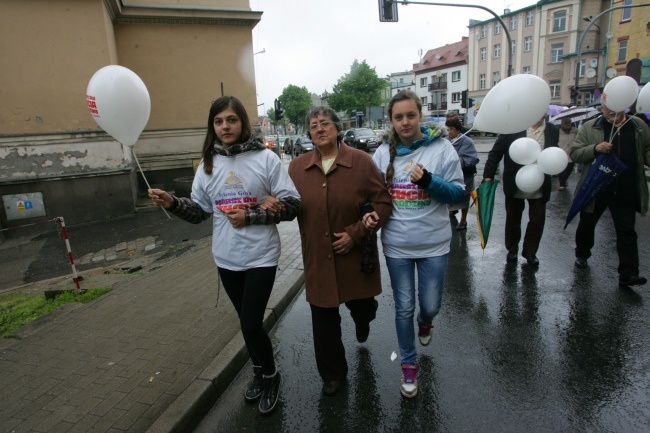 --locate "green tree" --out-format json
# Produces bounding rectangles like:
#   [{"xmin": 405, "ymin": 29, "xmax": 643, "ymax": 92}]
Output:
[
  {"xmin": 278, "ymin": 85, "xmax": 312, "ymax": 128},
  {"xmin": 266, "ymin": 108, "xmax": 278, "ymax": 127},
  {"xmin": 328, "ymin": 60, "xmax": 384, "ymax": 117}
]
